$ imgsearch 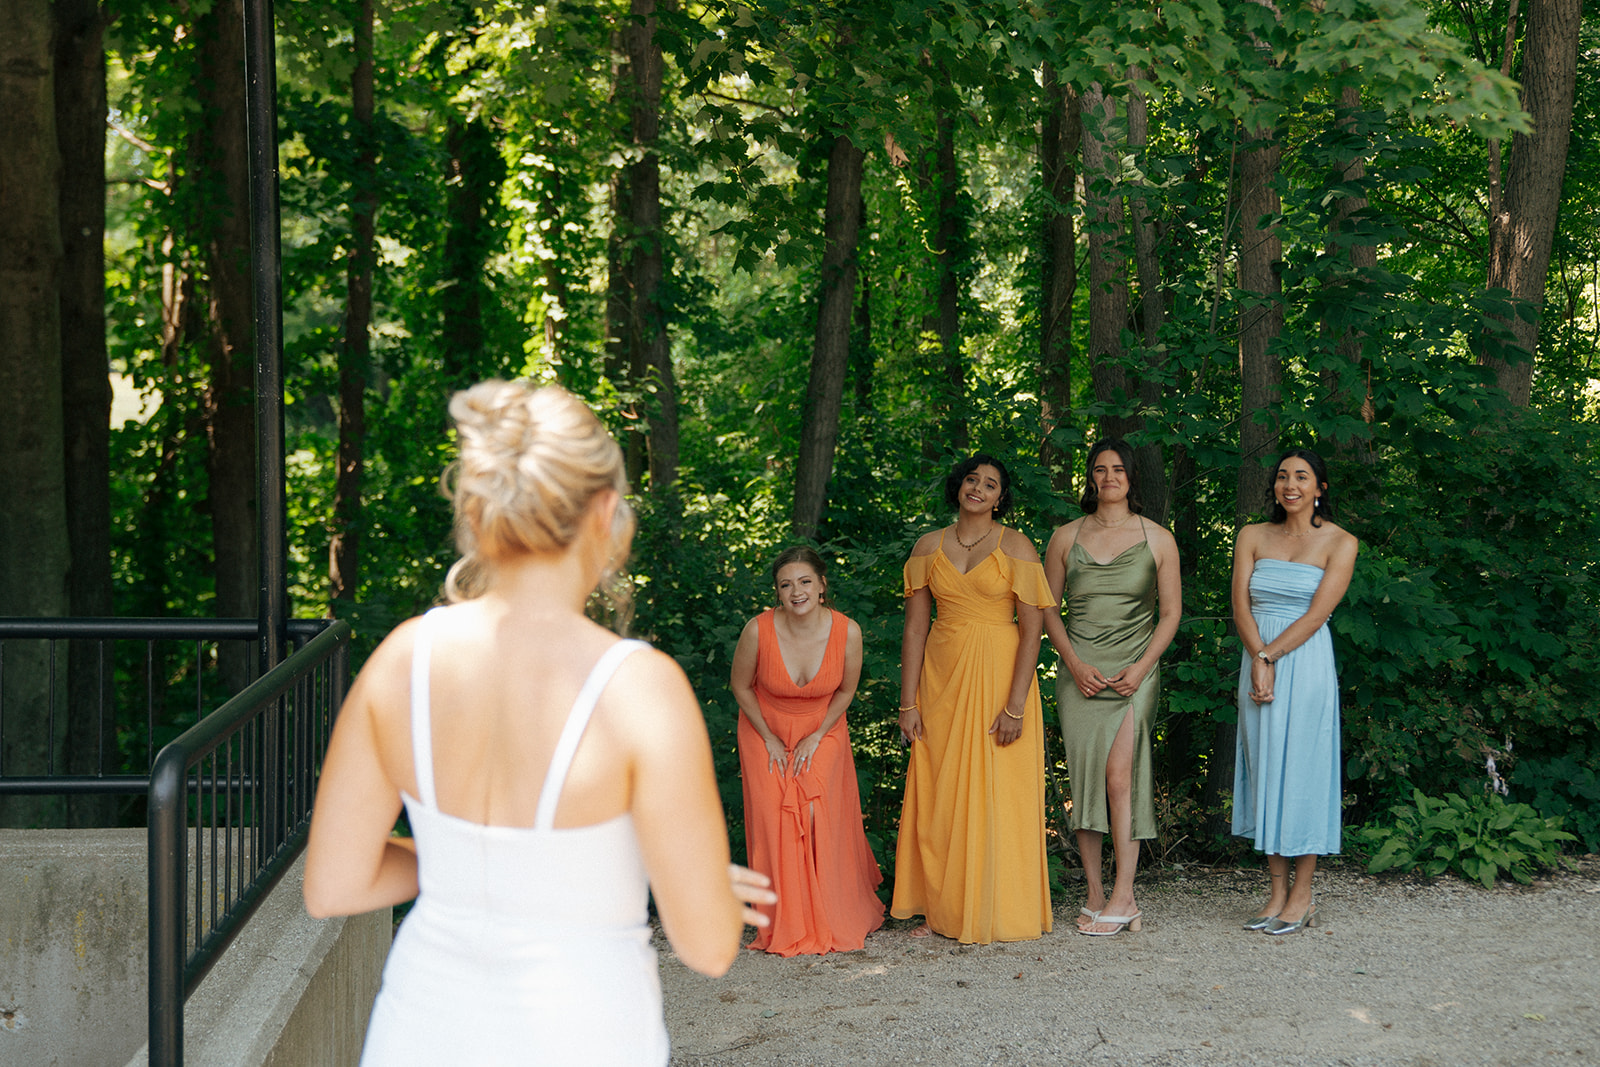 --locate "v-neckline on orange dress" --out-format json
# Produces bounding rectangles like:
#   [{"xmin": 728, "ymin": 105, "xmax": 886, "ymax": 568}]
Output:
[{"xmin": 772, "ymin": 608, "xmax": 837, "ymax": 690}]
